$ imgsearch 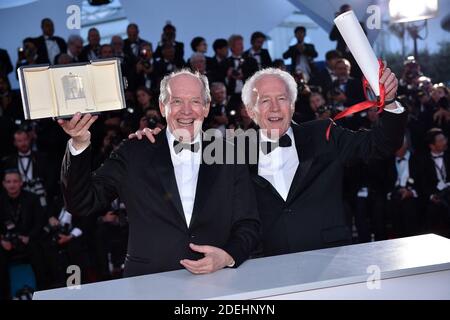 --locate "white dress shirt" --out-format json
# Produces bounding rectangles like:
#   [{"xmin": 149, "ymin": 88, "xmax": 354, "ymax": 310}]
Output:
[
  {"xmin": 45, "ymin": 35, "xmax": 60, "ymax": 65},
  {"xmin": 258, "ymin": 127, "xmax": 299, "ymax": 201},
  {"xmin": 431, "ymin": 151, "xmax": 449, "ymax": 191},
  {"xmin": 17, "ymin": 151, "xmax": 33, "ymax": 182},
  {"xmin": 166, "ymin": 129, "xmax": 201, "ymax": 227}
]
